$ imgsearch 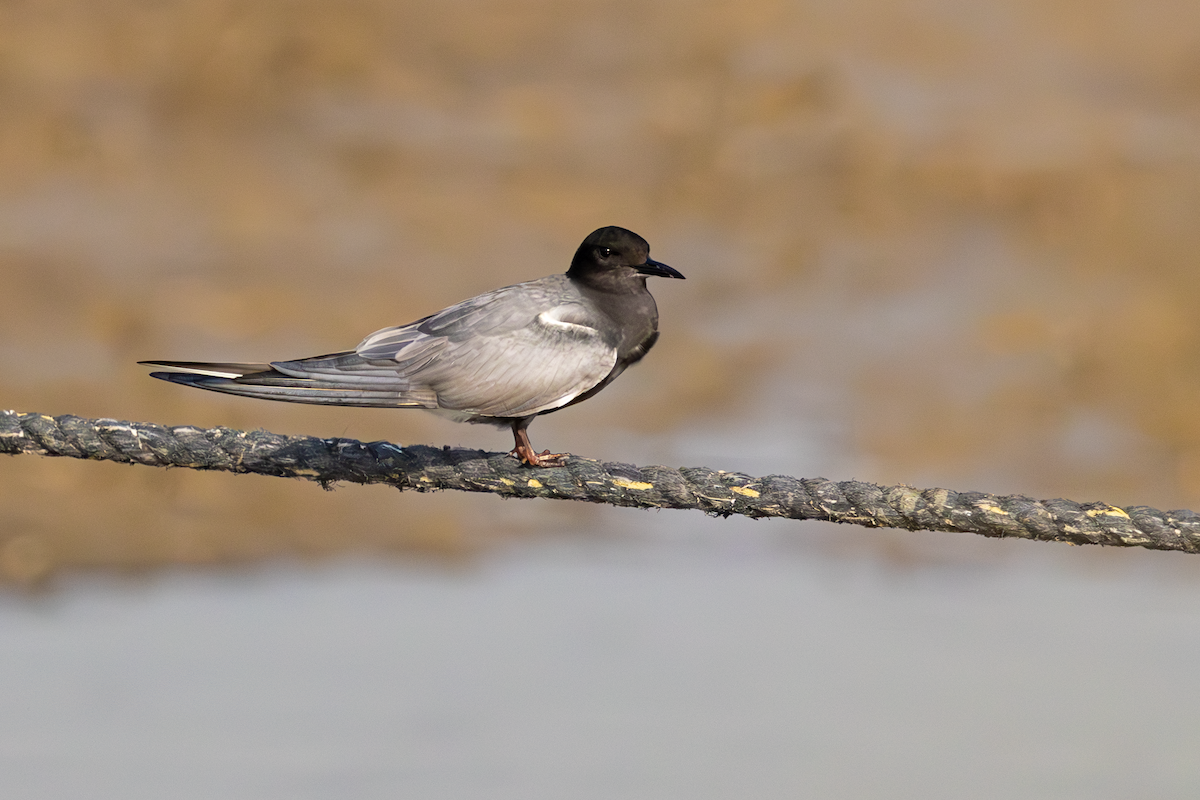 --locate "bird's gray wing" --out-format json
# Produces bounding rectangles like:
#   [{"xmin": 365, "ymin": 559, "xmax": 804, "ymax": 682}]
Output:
[
  {"xmin": 277, "ymin": 283, "xmax": 617, "ymax": 418},
  {"xmin": 401, "ymin": 302, "xmax": 617, "ymax": 417},
  {"xmin": 356, "ymin": 280, "xmax": 569, "ymax": 355}
]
